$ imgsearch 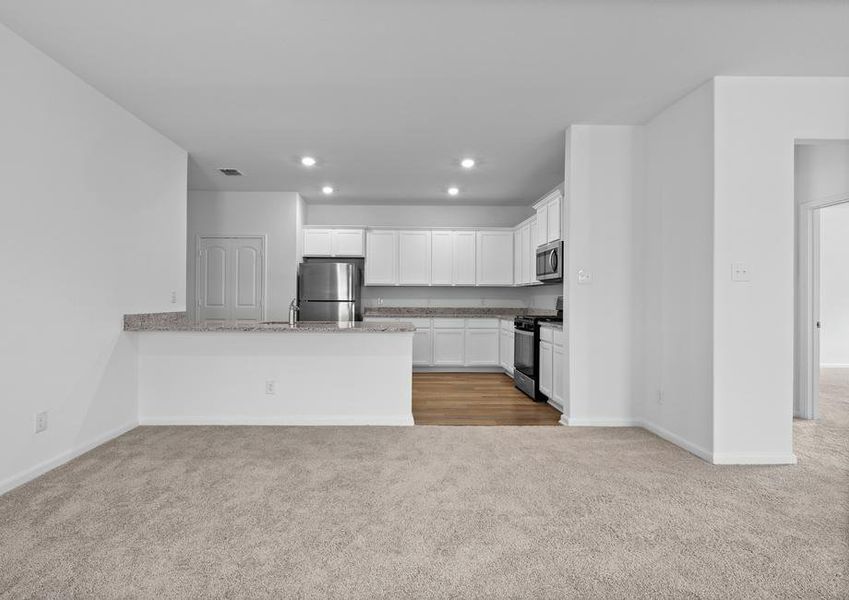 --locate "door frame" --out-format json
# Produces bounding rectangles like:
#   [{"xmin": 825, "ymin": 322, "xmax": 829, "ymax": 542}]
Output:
[
  {"xmin": 194, "ymin": 234, "xmax": 268, "ymax": 322},
  {"xmin": 796, "ymin": 194, "xmax": 849, "ymax": 419}
]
